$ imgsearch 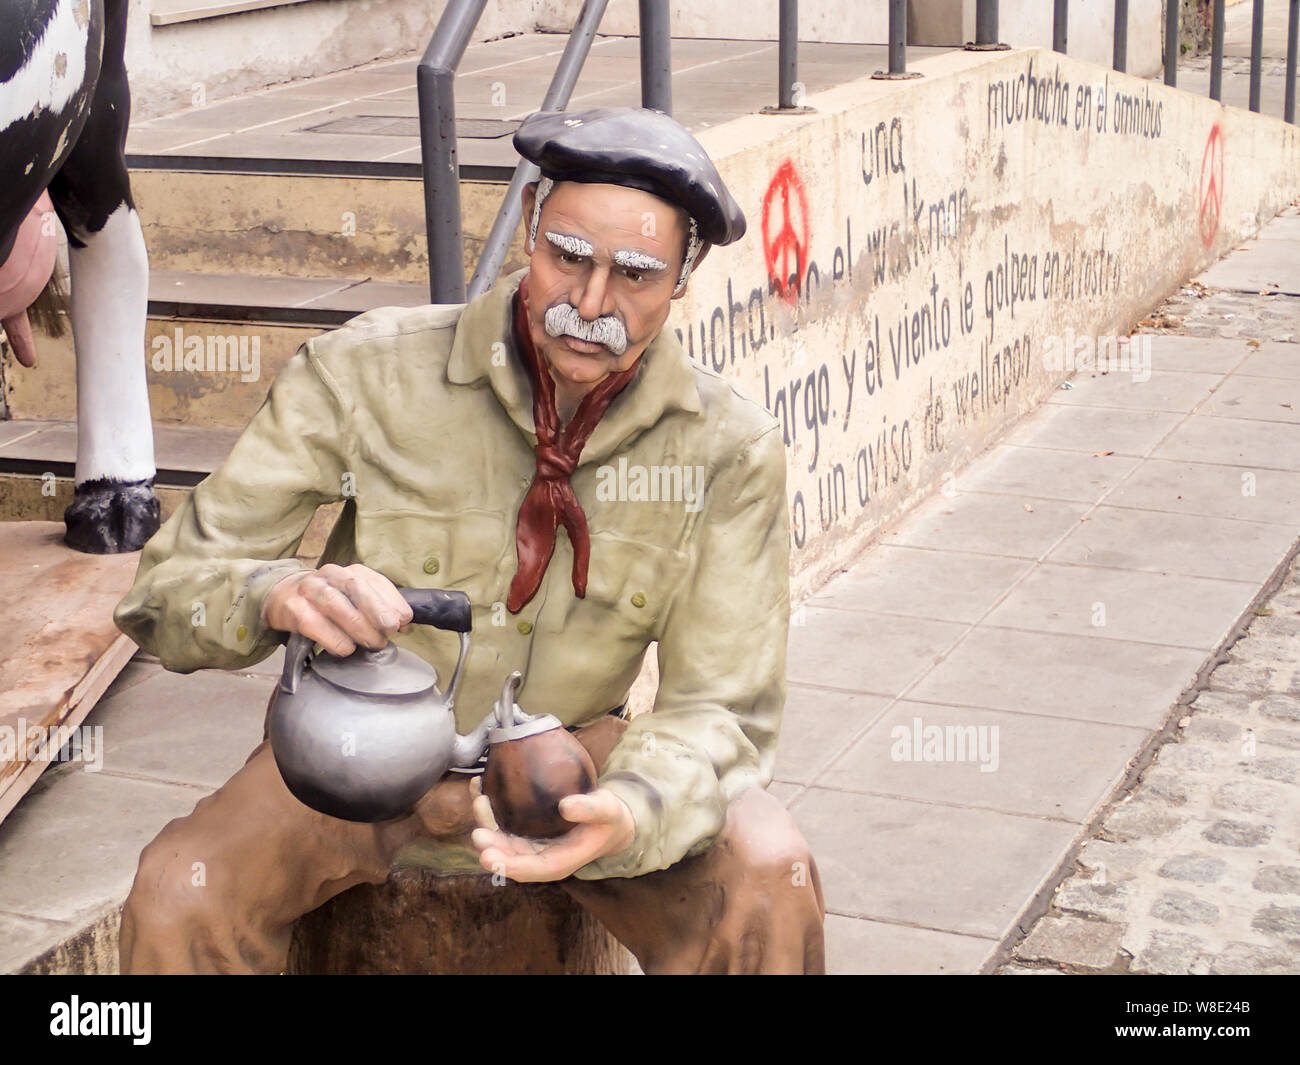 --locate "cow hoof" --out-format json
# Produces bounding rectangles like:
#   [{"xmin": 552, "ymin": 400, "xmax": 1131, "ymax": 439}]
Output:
[{"xmin": 64, "ymin": 478, "xmax": 161, "ymax": 554}]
